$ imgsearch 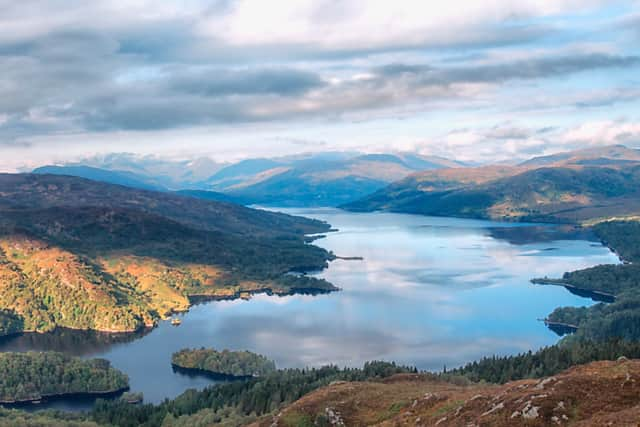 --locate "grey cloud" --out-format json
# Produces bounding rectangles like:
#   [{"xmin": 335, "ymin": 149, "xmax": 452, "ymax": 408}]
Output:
[
  {"xmin": 376, "ymin": 53, "xmax": 640, "ymax": 85},
  {"xmin": 0, "ymin": 1, "xmax": 637, "ymax": 139},
  {"xmin": 168, "ymin": 68, "xmax": 326, "ymax": 96},
  {"xmin": 574, "ymin": 88, "xmax": 640, "ymax": 109},
  {"xmin": 2, "ymin": 52, "xmax": 637, "ymax": 135},
  {"xmin": 80, "ymin": 93, "xmax": 249, "ymax": 131}
]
